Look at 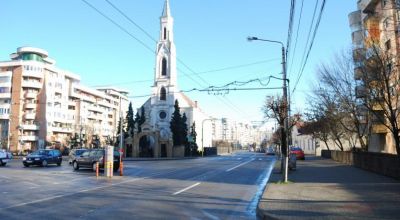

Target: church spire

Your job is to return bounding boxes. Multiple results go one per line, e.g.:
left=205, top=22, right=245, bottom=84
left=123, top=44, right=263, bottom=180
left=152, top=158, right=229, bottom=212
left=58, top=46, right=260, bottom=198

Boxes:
left=162, top=0, right=171, bottom=17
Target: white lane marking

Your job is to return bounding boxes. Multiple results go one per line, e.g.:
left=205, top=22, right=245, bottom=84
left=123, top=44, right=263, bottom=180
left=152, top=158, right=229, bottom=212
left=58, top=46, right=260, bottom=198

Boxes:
left=226, top=159, right=254, bottom=172
left=0, top=175, right=12, bottom=180
left=237, top=158, right=241, bottom=160
left=258, top=158, right=262, bottom=161
left=202, top=210, right=220, bottom=220
left=1, top=168, right=183, bottom=211
left=172, top=182, right=201, bottom=195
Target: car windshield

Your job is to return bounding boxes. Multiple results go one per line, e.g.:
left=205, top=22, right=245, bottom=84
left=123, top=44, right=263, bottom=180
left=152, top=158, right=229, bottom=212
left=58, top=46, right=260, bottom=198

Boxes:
left=76, top=150, right=86, bottom=156
left=291, top=147, right=301, bottom=151
left=30, top=150, right=47, bottom=156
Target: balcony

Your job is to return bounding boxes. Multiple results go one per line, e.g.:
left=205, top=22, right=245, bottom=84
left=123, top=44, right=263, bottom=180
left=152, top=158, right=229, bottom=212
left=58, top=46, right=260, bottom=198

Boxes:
left=354, top=66, right=363, bottom=80
left=355, top=85, right=367, bottom=98
left=88, top=105, right=102, bottom=113
left=24, top=91, right=38, bottom=99
left=352, top=47, right=365, bottom=62
left=51, top=127, right=73, bottom=133
left=24, top=113, right=36, bottom=120
left=24, top=103, right=37, bottom=109
left=0, top=93, right=11, bottom=99
left=22, top=81, right=42, bottom=89
left=21, top=124, right=40, bottom=130
left=20, top=135, right=39, bottom=142
left=372, top=124, right=388, bottom=134
left=22, top=71, right=43, bottom=79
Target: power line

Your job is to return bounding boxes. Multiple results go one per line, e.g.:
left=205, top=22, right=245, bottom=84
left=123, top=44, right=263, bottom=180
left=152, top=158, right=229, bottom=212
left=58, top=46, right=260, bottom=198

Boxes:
left=286, top=0, right=296, bottom=62
left=288, top=0, right=304, bottom=78
left=292, top=0, right=326, bottom=95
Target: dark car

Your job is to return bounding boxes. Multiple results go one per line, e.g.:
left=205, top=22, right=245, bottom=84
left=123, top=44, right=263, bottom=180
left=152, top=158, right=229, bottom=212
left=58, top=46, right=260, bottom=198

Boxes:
left=72, top=149, right=120, bottom=172
left=23, top=149, right=62, bottom=167
left=290, top=147, right=305, bottom=160
left=68, top=148, right=88, bottom=165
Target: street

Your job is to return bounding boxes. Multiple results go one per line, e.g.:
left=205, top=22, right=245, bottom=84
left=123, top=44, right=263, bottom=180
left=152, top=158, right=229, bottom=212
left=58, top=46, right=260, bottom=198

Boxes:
left=0, top=152, right=275, bottom=220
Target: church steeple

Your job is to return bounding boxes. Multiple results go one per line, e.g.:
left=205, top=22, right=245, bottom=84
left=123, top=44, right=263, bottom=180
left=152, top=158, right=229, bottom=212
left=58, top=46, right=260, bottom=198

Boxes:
left=152, top=0, right=177, bottom=100
left=162, top=0, right=171, bottom=18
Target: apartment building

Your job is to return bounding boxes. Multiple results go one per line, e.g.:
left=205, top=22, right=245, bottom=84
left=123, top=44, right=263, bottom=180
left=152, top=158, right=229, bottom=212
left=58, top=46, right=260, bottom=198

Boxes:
left=349, top=0, right=399, bottom=154
left=0, top=47, right=128, bottom=153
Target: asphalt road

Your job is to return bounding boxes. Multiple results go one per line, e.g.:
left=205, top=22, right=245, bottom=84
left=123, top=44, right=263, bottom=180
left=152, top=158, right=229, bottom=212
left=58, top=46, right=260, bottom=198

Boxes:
left=0, top=151, right=275, bottom=220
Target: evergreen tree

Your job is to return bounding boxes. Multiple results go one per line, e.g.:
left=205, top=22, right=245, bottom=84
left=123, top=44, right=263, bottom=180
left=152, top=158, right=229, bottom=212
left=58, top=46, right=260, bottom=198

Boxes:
left=170, top=100, right=182, bottom=146
left=190, top=122, right=198, bottom=156
left=182, top=113, right=189, bottom=155
left=136, top=106, right=146, bottom=133
left=126, top=102, right=135, bottom=137
left=134, top=112, right=141, bottom=133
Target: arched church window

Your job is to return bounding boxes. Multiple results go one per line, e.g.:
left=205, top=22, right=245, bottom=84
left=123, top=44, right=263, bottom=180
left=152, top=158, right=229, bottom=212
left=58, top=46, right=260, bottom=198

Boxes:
left=164, top=27, right=167, bottom=40
left=160, top=87, right=166, bottom=101
left=161, top=58, right=167, bottom=76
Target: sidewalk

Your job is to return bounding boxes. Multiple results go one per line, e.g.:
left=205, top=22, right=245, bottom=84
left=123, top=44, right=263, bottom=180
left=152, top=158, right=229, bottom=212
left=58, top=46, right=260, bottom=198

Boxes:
left=257, top=156, right=400, bottom=220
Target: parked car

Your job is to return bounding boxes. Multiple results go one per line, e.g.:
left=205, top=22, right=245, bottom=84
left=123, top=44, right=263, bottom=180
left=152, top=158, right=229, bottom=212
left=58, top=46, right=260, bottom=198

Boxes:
left=68, top=148, right=88, bottom=165
left=290, top=147, right=305, bottom=160
left=266, top=147, right=275, bottom=155
left=22, top=149, right=62, bottom=167
left=0, top=149, right=12, bottom=166
left=72, top=149, right=120, bottom=172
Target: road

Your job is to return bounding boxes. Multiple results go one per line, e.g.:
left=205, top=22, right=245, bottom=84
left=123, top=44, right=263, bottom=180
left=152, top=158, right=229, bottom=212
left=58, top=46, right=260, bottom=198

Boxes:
left=0, top=151, right=275, bottom=220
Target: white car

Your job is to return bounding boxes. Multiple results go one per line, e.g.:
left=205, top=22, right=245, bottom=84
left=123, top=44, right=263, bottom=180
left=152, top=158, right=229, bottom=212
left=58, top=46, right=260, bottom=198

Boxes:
left=0, top=149, right=12, bottom=166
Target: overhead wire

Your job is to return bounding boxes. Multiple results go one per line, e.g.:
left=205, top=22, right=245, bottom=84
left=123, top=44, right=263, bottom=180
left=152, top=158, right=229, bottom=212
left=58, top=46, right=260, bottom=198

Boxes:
left=292, top=0, right=326, bottom=95
left=288, top=0, right=304, bottom=78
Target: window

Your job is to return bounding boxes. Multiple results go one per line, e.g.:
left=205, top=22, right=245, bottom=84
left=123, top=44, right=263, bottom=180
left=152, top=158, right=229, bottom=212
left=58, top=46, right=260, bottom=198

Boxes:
left=382, top=0, right=388, bottom=7
left=164, top=27, right=167, bottom=40
left=385, top=39, right=391, bottom=50
left=161, top=58, right=167, bottom=76
left=160, top=87, right=166, bottom=101
left=159, top=111, right=167, bottom=119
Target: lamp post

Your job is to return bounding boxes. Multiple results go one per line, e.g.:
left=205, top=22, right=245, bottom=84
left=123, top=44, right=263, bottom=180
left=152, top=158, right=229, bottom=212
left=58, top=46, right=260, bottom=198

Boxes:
left=201, top=117, right=216, bottom=157
left=247, top=36, right=290, bottom=183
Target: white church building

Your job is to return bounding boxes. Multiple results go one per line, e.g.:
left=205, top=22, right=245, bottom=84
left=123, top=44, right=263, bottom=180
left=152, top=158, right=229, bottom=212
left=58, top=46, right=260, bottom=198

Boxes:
left=128, top=0, right=211, bottom=157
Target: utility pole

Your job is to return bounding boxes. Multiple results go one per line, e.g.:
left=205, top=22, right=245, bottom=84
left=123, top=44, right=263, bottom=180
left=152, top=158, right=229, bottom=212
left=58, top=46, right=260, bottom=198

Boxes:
left=119, top=96, right=124, bottom=156
left=247, top=36, right=290, bottom=183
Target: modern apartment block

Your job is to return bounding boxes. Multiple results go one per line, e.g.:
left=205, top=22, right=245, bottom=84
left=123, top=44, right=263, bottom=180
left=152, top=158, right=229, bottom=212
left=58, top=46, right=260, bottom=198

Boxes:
left=349, top=0, right=399, bottom=154
left=0, top=47, right=129, bottom=153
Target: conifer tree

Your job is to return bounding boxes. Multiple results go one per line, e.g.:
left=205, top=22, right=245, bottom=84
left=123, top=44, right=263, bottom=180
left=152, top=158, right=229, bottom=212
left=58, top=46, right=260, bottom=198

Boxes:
left=170, top=100, right=182, bottom=146
left=126, top=102, right=135, bottom=137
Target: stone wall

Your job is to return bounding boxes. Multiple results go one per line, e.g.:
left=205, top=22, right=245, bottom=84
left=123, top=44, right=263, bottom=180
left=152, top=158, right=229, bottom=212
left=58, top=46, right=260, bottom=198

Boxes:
left=321, top=150, right=400, bottom=180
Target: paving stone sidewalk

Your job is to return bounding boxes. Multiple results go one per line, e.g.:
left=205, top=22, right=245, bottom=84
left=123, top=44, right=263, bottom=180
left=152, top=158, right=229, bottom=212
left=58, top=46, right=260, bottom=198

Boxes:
left=257, top=156, right=400, bottom=220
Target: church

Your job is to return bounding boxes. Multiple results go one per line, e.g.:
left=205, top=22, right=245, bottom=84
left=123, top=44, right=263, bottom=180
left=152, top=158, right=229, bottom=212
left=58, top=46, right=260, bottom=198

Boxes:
left=126, top=0, right=211, bottom=157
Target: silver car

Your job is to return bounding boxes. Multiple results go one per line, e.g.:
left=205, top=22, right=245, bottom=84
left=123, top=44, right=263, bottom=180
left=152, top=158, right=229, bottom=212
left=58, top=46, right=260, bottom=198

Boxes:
left=68, top=149, right=88, bottom=165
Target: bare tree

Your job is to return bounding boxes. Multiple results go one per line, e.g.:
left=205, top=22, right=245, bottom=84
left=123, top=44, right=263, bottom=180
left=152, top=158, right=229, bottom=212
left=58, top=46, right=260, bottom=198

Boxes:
left=358, top=43, right=400, bottom=156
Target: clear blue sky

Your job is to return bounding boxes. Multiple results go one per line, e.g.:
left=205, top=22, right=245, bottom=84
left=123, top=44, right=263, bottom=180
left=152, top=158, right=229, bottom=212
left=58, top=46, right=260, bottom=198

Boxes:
left=1, top=0, right=356, bottom=122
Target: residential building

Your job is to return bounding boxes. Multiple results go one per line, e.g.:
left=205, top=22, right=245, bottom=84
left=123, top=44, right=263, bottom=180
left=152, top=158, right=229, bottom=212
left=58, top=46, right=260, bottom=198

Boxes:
left=349, top=0, right=399, bottom=154
left=0, top=47, right=128, bottom=153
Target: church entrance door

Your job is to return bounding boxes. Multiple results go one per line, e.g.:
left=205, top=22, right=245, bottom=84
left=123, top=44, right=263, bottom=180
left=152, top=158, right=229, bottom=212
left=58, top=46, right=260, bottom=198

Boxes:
left=161, top=144, right=167, bottom=157
left=139, top=135, right=155, bottom=157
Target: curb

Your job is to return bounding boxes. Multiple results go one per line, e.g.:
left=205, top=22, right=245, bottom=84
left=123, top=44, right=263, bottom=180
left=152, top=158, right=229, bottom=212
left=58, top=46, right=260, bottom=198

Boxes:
left=256, top=159, right=280, bottom=220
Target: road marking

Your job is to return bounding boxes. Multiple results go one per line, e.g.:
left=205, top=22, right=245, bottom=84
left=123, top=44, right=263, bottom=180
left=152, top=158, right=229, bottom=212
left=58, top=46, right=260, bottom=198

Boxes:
left=226, top=159, right=254, bottom=172
left=258, top=158, right=262, bottom=161
left=172, top=182, right=201, bottom=195
left=202, top=210, right=220, bottom=220
left=0, top=167, right=196, bottom=211
left=237, top=158, right=241, bottom=160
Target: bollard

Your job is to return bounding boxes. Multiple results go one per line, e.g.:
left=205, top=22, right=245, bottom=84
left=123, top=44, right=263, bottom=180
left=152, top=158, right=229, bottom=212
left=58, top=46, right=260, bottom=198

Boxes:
left=119, top=162, right=124, bottom=176
left=96, top=162, right=99, bottom=178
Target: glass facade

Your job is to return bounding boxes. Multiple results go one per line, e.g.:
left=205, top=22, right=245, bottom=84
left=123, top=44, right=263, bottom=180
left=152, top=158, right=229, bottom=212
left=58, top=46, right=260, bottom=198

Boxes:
left=21, top=53, right=44, bottom=62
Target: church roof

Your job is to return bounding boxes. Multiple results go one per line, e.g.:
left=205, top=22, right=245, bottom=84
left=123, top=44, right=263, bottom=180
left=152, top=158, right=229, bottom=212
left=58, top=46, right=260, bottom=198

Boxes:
left=162, top=0, right=171, bottom=17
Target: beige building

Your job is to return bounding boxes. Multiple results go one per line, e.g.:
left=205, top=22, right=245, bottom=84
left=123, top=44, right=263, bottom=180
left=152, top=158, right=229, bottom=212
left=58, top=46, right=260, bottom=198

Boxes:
left=350, top=0, right=399, bottom=154
left=0, top=47, right=128, bottom=153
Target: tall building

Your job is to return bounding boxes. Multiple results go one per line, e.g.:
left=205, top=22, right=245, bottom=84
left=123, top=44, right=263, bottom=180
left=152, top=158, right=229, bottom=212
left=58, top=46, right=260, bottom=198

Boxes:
left=349, top=0, right=399, bottom=154
left=135, top=0, right=210, bottom=157
left=0, top=47, right=129, bottom=153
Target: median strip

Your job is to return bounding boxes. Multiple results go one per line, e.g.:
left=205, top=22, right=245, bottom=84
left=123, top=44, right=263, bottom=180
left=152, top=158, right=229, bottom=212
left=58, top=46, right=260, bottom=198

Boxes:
left=173, top=182, right=201, bottom=195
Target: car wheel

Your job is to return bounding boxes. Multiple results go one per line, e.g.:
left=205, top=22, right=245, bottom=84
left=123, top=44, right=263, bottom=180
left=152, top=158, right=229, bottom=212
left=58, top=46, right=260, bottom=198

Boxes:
left=73, top=161, right=79, bottom=170
left=0, top=160, right=4, bottom=166
left=42, top=160, right=48, bottom=167
left=24, top=164, right=29, bottom=167
left=57, top=162, right=62, bottom=166
left=92, top=162, right=97, bottom=172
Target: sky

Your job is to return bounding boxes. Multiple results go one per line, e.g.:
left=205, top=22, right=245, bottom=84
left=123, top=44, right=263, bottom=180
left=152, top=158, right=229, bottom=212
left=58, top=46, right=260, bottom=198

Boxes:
left=0, top=0, right=356, bottom=124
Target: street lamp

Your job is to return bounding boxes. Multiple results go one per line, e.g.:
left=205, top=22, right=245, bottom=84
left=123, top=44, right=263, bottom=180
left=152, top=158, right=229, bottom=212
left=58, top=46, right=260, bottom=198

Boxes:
left=201, top=117, right=217, bottom=157
left=247, top=36, right=290, bottom=183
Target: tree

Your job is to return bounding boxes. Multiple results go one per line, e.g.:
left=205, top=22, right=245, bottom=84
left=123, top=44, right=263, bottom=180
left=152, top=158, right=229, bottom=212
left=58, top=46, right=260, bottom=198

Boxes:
left=263, top=95, right=288, bottom=156
left=126, top=102, right=135, bottom=137
left=136, top=106, right=146, bottom=133
left=358, top=43, right=400, bottom=156
left=170, top=100, right=187, bottom=147
left=190, top=122, right=198, bottom=156
left=314, top=50, right=369, bottom=151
